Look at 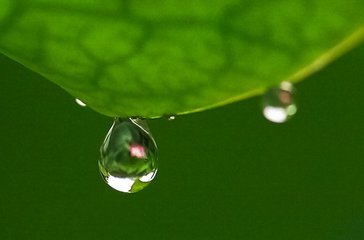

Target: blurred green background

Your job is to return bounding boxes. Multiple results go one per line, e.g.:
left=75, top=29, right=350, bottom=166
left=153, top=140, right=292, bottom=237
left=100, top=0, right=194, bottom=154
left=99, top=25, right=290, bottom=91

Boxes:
left=1, top=45, right=364, bottom=239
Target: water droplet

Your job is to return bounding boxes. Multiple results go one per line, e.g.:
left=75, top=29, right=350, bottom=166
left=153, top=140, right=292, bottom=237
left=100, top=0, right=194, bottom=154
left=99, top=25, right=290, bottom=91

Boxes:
left=262, top=82, right=297, bottom=123
left=163, top=114, right=176, bottom=121
left=98, top=118, right=158, bottom=193
left=75, top=98, right=87, bottom=107
left=168, top=115, right=176, bottom=121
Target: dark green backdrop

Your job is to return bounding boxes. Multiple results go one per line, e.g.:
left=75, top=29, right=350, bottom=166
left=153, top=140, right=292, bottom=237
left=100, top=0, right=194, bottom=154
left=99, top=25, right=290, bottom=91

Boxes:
left=1, top=45, right=363, bottom=239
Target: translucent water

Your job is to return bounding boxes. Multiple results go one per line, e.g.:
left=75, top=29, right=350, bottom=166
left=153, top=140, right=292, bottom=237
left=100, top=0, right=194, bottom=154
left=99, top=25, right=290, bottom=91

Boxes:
left=98, top=118, right=158, bottom=193
left=263, top=82, right=297, bottom=123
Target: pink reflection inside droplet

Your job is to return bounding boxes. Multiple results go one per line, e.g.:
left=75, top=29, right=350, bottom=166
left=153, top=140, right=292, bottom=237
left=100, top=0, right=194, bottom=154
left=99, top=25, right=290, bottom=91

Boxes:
left=129, top=144, right=146, bottom=158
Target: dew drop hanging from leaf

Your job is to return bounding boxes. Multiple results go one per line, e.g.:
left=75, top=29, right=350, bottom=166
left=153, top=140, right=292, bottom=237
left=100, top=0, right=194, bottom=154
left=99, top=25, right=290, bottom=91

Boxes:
left=166, top=115, right=176, bottom=121
left=262, top=82, right=297, bottom=123
left=98, top=118, right=158, bottom=193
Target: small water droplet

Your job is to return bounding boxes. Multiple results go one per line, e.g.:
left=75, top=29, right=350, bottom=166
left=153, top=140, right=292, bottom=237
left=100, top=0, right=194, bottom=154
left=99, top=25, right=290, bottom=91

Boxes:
left=168, top=115, right=176, bottom=121
left=75, top=98, right=87, bottom=107
left=262, top=82, right=297, bottom=123
left=98, top=118, right=158, bottom=193
left=163, top=114, right=176, bottom=121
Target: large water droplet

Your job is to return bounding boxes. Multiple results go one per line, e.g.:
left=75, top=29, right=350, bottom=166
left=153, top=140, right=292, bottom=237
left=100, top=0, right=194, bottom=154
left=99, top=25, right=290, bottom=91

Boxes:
left=262, top=82, right=297, bottom=123
left=98, top=118, right=158, bottom=193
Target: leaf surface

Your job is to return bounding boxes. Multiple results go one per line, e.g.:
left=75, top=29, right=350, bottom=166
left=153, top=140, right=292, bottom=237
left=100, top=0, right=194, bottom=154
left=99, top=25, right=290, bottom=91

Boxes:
left=0, top=0, right=363, bottom=117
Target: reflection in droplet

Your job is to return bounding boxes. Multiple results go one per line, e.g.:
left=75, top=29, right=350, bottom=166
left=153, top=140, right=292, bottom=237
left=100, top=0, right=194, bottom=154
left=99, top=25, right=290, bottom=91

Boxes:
left=98, top=118, right=158, bottom=193
left=75, top=98, right=87, bottom=107
left=263, top=82, right=297, bottom=123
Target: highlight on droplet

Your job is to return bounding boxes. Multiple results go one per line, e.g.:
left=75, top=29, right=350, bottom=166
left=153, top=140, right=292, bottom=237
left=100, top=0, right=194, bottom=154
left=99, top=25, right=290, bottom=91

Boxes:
left=263, top=106, right=288, bottom=123
left=75, top=98, right=87, bottom=107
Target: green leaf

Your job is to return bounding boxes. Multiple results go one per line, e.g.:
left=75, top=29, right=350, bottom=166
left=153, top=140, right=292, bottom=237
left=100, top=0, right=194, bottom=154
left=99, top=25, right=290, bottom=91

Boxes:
left=0, top=0, right=363, bottom=118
